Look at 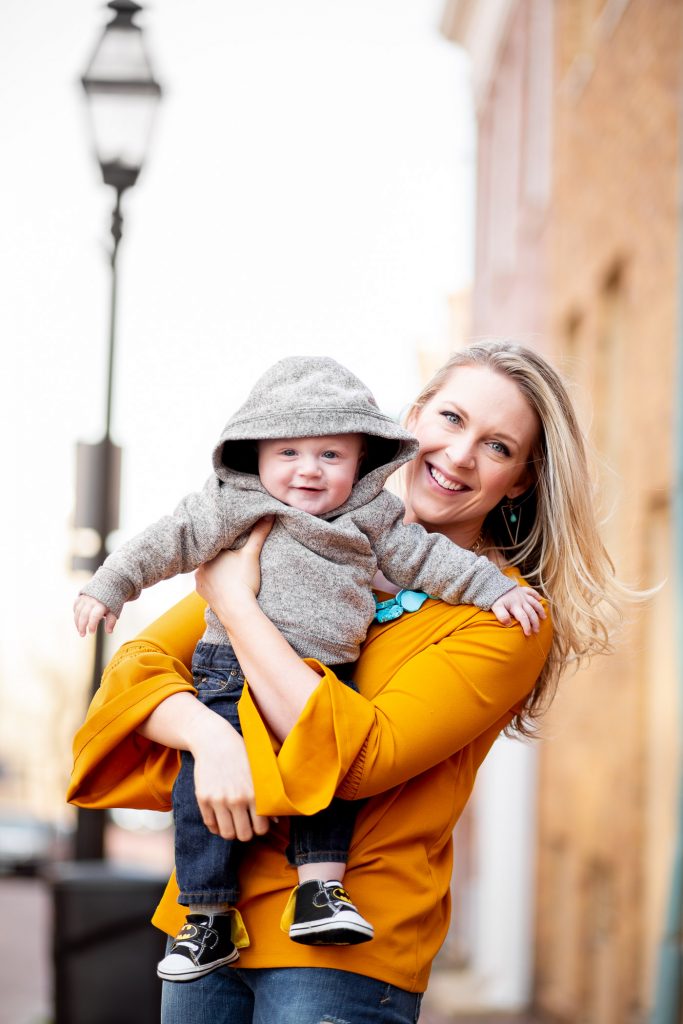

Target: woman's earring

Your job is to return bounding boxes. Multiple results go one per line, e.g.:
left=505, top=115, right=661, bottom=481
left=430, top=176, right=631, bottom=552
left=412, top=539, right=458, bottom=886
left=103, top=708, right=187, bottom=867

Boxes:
left=501, top=500, right=521, bottom=547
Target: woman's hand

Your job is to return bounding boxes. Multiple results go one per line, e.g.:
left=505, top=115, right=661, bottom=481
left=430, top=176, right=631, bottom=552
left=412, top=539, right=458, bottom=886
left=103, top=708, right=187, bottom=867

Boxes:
left=196, top=513, right=322, bottom=740
left=186, top=706, right=270, bottom=842
left=195, top=516, right=274, bottom=624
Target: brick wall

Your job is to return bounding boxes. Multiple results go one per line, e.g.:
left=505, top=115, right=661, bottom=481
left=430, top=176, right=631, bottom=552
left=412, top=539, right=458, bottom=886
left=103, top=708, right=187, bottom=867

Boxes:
left=535, top=2, right=683, bottom=1020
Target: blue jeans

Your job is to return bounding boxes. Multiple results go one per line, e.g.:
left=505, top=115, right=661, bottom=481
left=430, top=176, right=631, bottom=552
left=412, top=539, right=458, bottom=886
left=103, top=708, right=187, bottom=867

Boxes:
left=173, top=642, right=361, bottom=905
left=161, top=959, right=423, bottom=1023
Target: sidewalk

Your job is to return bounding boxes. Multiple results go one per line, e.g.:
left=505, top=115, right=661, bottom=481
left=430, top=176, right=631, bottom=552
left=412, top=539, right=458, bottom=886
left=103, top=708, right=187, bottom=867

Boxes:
left=420, top=961, right=546, bottom=1023
left=1, top=826, right=173, bottom=1024
left=0, top=876, right=51, bottom=1024
left=421, top=977, right=544, bottom=1023
left=422, top=1011, right=543, bottom=1024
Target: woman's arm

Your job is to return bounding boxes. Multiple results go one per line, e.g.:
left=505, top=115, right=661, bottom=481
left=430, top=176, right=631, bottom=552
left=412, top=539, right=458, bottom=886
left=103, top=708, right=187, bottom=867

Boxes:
left=236, top=607, right=552, bottom=817
left=137, top=692, right=269, bottom=842
left=335, top=616, right=550, bottom=797
left=69, top=525, right=551, bottom=827
left=68, top=591, right=269, bottom=841
left=194, top=518, right=323, bottom=739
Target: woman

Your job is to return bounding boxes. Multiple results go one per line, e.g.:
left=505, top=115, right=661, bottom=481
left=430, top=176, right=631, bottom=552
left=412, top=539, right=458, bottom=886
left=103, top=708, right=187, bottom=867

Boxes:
left=68, top=342, right=624, bottom=1023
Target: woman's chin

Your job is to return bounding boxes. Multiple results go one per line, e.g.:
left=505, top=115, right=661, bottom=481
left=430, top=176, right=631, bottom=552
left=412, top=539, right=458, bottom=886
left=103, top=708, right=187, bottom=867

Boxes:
left=412, top=499, right=464, bottom=530
left=410, top=491, right=488, bottom=538
left=412, top=482, right=465, bottom=520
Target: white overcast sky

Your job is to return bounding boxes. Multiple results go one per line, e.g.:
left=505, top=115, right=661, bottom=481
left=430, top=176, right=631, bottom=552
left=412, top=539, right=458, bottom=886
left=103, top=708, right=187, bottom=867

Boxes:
left=0, top=1, right=475, bottom=730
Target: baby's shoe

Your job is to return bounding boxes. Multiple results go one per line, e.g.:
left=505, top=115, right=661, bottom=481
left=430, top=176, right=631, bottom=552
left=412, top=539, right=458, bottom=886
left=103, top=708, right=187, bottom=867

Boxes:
left=288, top=879, right=374, bottom=945
left=157, top=913, right=239, bottom=982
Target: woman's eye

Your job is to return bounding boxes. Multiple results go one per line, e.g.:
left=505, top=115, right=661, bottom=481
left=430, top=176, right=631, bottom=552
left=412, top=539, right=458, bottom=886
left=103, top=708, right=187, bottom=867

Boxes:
left=440, top=411, right=461, bottom=425
left=488, top=440, right=510, bottom=456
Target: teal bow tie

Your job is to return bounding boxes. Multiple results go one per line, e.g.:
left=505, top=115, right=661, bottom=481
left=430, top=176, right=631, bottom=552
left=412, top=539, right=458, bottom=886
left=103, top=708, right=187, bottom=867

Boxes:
left=373, top=589, right=432, bottom=623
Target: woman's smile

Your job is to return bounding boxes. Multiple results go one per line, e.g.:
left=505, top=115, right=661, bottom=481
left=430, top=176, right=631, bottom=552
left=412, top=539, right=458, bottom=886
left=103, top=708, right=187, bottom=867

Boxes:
left=425, top=463, right=471, bottom=493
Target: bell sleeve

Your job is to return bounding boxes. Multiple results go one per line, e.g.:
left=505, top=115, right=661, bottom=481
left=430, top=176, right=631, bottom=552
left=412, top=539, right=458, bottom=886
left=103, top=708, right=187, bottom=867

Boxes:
left=239, top=607, right=552, bottom=815
left=67, top=593, right=205, bottom=811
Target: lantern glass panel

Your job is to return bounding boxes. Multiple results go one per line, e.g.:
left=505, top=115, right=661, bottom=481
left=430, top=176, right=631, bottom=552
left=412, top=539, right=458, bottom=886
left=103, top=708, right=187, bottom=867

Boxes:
left=86, top=26, right=151, bottom=82
left=85, top=90, right=158, bottom=171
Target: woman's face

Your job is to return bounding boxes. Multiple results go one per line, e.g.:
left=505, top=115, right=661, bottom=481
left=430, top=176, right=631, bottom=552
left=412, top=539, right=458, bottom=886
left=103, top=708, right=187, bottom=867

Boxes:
left=405, top=364, right=540, bottom=544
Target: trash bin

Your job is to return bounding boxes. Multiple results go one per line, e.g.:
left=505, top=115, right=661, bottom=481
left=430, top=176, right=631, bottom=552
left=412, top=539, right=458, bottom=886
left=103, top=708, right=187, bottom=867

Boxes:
left=49, top=861, right=168, bottom=1024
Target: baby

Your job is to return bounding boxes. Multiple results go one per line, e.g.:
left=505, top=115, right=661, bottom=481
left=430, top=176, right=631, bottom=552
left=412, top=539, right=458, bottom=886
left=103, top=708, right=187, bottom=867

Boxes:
left=74, top=356, right=542, bottom=983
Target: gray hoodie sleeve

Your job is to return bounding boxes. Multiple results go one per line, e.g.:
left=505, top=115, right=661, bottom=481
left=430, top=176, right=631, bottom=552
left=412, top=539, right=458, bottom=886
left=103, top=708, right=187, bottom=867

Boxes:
left=79, top=475, right=248, bottom=618
left=366, top=490, right=517, bottom=610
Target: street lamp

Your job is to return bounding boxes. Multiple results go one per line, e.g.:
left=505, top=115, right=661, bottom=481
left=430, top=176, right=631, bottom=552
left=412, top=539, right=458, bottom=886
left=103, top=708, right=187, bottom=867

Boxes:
left=80, top=0, right=162, bottom=434
left=51, top=13, right=166, bottom=1017
left=73, top=0, right=162, bottom=860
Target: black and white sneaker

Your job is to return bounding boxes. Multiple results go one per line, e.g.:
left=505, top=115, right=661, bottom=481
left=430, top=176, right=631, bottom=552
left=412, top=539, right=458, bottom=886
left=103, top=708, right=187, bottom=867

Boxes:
left=157, top=913, right=239, bottom=982
left=288, top=880, right=374, bottom=945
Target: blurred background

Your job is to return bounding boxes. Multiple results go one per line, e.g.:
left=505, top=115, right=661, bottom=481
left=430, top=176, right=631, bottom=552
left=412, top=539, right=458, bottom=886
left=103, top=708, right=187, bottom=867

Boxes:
left=0, top=1, right=681, bottom=1022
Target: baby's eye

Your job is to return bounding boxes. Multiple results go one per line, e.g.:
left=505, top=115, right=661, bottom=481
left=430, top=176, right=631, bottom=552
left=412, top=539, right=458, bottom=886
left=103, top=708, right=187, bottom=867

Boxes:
left=322, top=451, right=339, bottom=460
left=281, top=449, right=297, bottom=457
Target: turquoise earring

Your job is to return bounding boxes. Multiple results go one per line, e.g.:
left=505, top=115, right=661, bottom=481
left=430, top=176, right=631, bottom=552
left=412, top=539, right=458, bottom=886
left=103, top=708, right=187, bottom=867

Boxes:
left=502, top=499, right=521, bottom=547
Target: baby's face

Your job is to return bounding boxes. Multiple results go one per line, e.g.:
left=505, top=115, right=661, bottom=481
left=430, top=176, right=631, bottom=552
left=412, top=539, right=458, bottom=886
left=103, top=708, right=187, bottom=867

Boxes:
left=257, top=434, right=364, bottom=515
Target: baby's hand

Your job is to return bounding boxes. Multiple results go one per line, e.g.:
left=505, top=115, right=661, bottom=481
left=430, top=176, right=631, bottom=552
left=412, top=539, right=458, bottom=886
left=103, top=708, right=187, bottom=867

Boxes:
left=73, top=595, right=118, bottom=637
left=491, top=585, right=546, bottom=637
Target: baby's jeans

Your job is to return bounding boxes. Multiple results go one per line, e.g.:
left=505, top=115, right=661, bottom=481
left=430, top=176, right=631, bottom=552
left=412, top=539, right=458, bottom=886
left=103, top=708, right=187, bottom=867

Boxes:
left=173, top=641, right=360, bottom=906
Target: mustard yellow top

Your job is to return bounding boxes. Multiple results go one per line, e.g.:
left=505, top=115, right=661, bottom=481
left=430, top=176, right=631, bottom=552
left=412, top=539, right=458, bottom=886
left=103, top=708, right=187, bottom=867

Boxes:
left=68, top=578, right=551, bottom=993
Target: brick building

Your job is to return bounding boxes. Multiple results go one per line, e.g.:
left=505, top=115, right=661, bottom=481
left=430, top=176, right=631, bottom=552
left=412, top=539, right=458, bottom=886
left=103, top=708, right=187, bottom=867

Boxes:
left=442, top=1, right=683, bottom=1020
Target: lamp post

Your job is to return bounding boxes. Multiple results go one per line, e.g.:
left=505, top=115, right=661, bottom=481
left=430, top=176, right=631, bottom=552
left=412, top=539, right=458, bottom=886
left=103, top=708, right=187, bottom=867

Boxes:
left=73, top=0, right=162, bottom=860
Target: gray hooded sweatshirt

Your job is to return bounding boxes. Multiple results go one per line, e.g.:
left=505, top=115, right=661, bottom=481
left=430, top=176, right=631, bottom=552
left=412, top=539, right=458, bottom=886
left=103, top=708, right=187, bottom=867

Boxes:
left=81, top=357, right=515, bottom=664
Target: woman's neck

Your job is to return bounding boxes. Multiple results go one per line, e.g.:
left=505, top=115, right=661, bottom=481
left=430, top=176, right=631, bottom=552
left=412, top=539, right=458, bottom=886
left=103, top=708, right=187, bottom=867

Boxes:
left=402, top=505, right=484, bottom=553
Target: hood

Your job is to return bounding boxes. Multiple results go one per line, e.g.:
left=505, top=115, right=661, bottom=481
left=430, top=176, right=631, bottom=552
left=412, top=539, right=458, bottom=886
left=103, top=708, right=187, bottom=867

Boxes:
left=212, top=356, right=418, bottom=511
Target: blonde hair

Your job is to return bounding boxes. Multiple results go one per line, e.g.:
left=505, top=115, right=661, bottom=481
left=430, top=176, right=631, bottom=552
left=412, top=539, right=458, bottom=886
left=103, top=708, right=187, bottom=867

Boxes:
left=408, top=340, right=628, bottom=735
